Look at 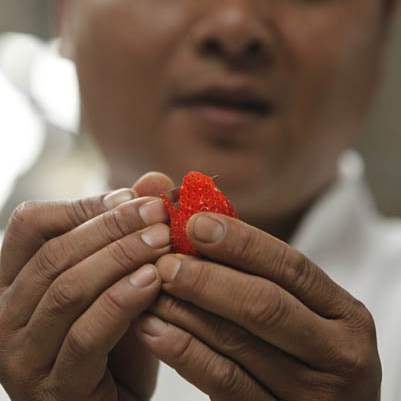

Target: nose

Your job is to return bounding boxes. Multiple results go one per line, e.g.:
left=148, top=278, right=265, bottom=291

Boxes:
left=191, top=3, right=274, bottom=67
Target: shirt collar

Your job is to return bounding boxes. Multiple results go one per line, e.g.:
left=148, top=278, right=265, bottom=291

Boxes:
left=290, top=150, right=379, bottom=271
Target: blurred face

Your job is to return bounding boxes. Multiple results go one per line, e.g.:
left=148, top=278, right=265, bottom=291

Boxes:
left=62, top=0, right=389, bottom=227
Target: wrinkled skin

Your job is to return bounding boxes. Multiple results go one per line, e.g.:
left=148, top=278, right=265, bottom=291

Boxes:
left=0, top=0, right=398, bottom=400
left=0, top=174, right=176, bottom=401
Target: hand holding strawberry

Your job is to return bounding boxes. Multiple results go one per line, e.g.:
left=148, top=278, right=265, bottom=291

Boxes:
left=0, top=173, right=175, bottom=401
left=136, top=171, right=381, bottom=401
left=161, top=171, right=238, bottom=256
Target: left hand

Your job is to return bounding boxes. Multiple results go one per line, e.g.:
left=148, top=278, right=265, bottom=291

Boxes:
left=135, top=212, right=382, bottom=401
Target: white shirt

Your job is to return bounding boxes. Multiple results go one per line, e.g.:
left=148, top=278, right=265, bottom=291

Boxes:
left=151, top=151, right=401, bottom=401
left=0, top=70, right=44, bottom=215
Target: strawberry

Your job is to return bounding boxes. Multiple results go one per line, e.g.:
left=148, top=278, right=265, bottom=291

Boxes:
left=160, top=171, right=238, bottom=256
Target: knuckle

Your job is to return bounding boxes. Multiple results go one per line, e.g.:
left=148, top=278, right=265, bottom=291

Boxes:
left=188, top=261, right=211, bottom=297
left=65, top=197, right=102, bottom=227
left=341, top=348, right=371, bottom=379
left=65, top=199, right=89, bottom=226
left=160, top=294, right=182, bottom=315
left=363, top=310, right=378, bottom=340
left=211, top=319, right=250, bottom=356
left=65, top=326, right=94, bottom=358
left=350, top=299, right=377, bottom=335
left=36, top=239, right=70, bottom=281
left=242, top=283, right=287, bottom=330
left=328, top=336, right=376, bottom=383
left=277, top=247, right=314, bottom=291
left=331, top=306, right=381, bottom=384
left=228, top=224, right=256, bottom=262
left=9, top=201, right=40, bottom=229
left=107, top=238, right=141, bottom=273
left=170, top=331, right=195, bottom=364
left=211, top=360, right=241, bottom=395
left=47, top=276, right=83, bottom=316
left=101, top=290, right=127, bottom=320
left=99, top=209, right=129, bottom=242
left=296, top=369, right=342, bottom=401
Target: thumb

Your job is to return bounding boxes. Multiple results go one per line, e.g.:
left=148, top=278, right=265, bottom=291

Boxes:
left=132, top=171, right=175, bottom=197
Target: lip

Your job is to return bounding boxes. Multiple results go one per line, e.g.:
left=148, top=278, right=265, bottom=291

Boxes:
left=174, top=83, right=274, bottom=126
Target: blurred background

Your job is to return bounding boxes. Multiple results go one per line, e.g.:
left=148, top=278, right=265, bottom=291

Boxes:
left=0, top=0, right=400, bottom=235
left=0, top=0, right=53, bottom=38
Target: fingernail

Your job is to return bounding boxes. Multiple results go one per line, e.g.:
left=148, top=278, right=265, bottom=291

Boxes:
left=139, top=199, right=168, bottom=226
left=140, top=315, right=168, bottom=337
left=193, top=215, right=225, bottom=243
left=157, top=254, right=181, bottom=283
left=104, top=188, right=136, bottom=210
left=141, top=224, right=170, bottom=249
left=129, top=264, right=157, bottom=288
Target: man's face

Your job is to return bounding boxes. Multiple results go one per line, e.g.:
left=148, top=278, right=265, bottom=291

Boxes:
left=63, top=0, right=388, bottom=225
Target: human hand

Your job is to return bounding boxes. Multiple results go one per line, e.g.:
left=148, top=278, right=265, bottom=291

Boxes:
left=0, top=172, right=173, bottom=401
left=136, top=213, right=382, bottom=401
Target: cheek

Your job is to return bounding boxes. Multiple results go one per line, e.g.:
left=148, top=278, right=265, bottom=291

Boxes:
left=281, top=0, right=382, bottom=137
left=72, top=1, right=188, bottom=149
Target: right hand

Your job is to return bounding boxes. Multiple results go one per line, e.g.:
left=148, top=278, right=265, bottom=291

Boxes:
left=0, top=172, right=174, bottom=401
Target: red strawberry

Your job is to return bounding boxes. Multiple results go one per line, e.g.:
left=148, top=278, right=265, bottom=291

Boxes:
left=160, top=171, right=238, bottom=256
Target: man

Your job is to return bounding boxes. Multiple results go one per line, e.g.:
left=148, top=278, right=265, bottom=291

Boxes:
left=0, top=1, right=400, bottom=401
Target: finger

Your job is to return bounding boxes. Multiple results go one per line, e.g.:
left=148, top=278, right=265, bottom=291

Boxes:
left=21, top=223, right=170, bottom=368
left=0, top=170, right=173, bottom=288
left=132, top=171, right=175, bottom=197
left=187, top=213, right=354, bottom=318
left=4, top=196, right=167, bottom=327
left=156, top=254, right=339, bottom=368
left=109, top=320, right=159, bottom=401
left=0, top=189, right=134, bottom=287
left=135, top=314, right=276, bottom=401
left=48, top=264, right=161, bottom=394
left=151, top=294, right=330, bottom=401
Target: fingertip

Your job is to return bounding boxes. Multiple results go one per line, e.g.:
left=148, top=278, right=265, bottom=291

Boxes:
left=186, top=213, right=226, bottom=244
left=134, top=314, right=166, bottom=352
left=155, top=254, right=182, bottom=284
left=152, top=265, right=163, bottom=288
left=103, top=188, right=137, bottom=210
left=129, top=264, right=162, bottom=290
left=185, top=212, right=203, bottom=238
left=122, top=266, right=162, bottom=313
left=138, top=313, right=169, bottom=338
left=132, top=172, right=176, bottom=198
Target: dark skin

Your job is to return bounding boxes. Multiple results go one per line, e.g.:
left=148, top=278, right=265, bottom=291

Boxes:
left=0, top=0, right=399, bottom=400
left=0, top=174, right=176, bottom=401
left=60, top=0, right=392, bottom=234
left=138, top=215, right=382, bottom=401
